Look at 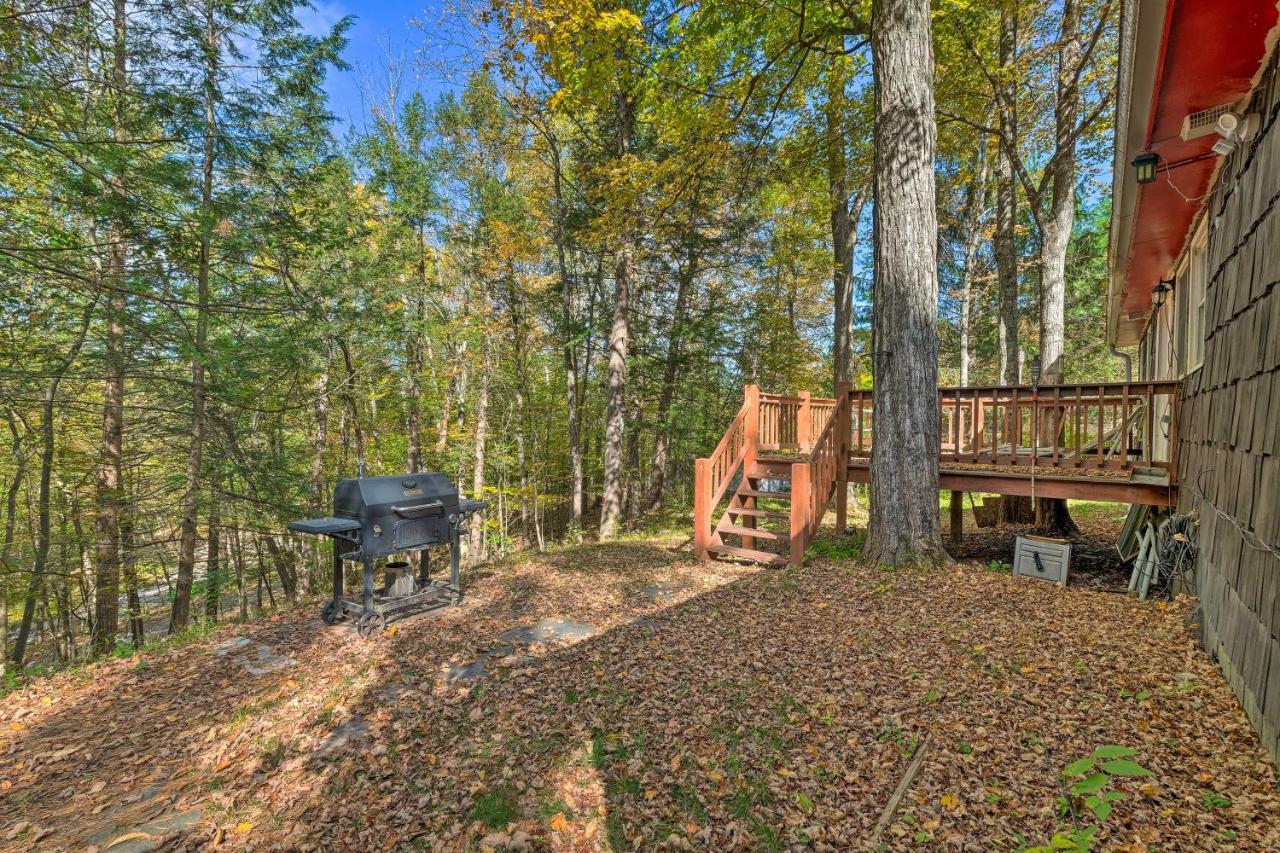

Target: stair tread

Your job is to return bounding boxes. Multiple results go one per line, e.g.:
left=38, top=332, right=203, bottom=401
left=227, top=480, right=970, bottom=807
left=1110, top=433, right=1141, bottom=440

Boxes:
left=737, top=488, right=791, bottom=499
left=707, top=543, right=787, bottom=565
left=716, top=523, right=789, bottom=541
left=749, top=470, right=792, bottom=479
left=727, top=507, right=790, bottom=519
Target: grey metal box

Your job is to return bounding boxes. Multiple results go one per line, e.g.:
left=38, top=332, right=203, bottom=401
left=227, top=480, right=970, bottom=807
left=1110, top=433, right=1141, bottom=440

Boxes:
left=1013, top=535, right=1071, bottom=586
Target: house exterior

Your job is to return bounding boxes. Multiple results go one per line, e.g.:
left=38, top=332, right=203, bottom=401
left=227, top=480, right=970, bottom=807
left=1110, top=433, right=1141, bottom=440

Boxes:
left=1109, top=0, right=1280, bottom=761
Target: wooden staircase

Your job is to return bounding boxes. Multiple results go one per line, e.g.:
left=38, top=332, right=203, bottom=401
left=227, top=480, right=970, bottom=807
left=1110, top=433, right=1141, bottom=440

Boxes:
left=695, top=386, right=852, bottom=567
left=706, top=456, right=794, bottom=565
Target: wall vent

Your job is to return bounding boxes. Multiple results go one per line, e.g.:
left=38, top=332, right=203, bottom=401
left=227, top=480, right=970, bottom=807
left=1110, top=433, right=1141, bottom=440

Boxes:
left=1181, top=103, right=1235, bottom=141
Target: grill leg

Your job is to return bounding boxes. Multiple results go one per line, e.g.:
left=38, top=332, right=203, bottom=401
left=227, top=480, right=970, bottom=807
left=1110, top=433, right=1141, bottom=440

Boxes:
left=332, top=545, right=344, bottom=603
left=361, top=557, right=374, bottom=611
left=449, top=540, right=461, bottom=605
left=418, top=549, right=431, bottom=586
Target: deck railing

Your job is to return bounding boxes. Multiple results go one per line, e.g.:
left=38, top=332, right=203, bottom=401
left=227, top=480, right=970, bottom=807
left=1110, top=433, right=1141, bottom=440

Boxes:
left=849, top=382, right=1180, bottom=471
left=696, top=381, right=1182, bottom=565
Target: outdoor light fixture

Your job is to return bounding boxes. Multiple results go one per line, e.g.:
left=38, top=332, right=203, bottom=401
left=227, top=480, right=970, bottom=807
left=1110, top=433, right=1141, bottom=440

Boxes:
left=1030, top=356, right=1042, bottom=388
left=1132, top=151, right=1159, bottom=184
left=1151, top=279, right=1172, bottom=309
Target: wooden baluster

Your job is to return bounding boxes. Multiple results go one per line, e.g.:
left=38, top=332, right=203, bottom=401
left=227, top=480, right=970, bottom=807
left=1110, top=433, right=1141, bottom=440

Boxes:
left=1011, top=387, right=1020, bottom=464
left=1097, top=393, right=1105, bottom=468
left=1120, top=385, right=1130, bottom=467
left=1144, top=383, right=1154, bottom=466
left=951, top=389, right=961, bottom=458
left=797, top=391, right=812, bottom=452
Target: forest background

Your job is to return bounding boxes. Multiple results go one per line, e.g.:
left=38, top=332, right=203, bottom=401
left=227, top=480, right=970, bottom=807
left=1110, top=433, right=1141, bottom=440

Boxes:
left=0, top=0, right=1123, bottom=668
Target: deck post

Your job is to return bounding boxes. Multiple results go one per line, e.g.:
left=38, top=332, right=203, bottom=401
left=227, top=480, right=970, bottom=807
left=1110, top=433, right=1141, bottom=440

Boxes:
left=694, top=458, right=711, bottom=562
left=835, top=382, right=852, bottom=533
left=796, top=390, right=811, bottom=450
left=949, top=490, right=964, bottom=544
left=789, top=461, right=810, bottom=565
left=743, top=385, right=761, bottom=550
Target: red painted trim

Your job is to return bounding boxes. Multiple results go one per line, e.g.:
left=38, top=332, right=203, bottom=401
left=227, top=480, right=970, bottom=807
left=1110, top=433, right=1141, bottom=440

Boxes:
left=1143, top=0, right=1179, bottom=149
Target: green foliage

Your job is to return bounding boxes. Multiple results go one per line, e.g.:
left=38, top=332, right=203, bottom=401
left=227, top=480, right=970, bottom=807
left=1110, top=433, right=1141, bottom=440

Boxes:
left=1027, top=746, right=1151, bottom=852
left=470, top=785, right=519, bottom=829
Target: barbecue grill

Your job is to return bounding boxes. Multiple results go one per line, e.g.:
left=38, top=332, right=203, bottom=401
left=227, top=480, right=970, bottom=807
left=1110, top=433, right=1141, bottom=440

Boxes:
left=289, top=470, right=483, bottom=637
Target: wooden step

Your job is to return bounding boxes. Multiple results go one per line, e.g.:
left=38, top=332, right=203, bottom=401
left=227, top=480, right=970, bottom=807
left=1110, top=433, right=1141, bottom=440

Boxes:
left=727, top=507, right=789, bottom=519
left=737, top=488, right=791, bottom=499
left=749, top=468, right=792, bottom=480
left=716, top=523, right=789, bottom=542
left=707, top=543, right=787, bottom=566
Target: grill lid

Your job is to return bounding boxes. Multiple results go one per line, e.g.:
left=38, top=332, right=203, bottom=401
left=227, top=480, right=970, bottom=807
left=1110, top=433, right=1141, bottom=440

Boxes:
left=334, top=472, right=459, bottom=520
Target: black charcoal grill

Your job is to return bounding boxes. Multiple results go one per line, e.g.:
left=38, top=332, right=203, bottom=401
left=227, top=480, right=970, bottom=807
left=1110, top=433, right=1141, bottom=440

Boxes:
left=289, top=470, right=483, bottom=636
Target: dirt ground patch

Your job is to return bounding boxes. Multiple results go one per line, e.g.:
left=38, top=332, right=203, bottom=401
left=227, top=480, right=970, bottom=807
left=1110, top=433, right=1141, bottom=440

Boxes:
left=1, top=532, right=1276, bottom=850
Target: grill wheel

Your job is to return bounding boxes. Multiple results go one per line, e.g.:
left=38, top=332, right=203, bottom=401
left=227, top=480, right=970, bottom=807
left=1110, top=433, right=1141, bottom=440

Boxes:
left=357, top=611, right=386, bottom=638
left=321, top=600, right=344, bottom=626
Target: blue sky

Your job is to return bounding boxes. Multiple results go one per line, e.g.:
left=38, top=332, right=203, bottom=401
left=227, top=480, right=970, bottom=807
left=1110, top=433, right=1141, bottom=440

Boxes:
left=299, top=0, right=465, bottom=134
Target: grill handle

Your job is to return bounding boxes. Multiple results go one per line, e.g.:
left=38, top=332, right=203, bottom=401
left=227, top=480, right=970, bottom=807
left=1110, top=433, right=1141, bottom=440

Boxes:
left=392, top=500, right=444, bottom=518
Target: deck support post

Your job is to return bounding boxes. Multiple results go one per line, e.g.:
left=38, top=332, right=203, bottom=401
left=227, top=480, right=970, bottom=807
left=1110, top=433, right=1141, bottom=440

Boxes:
left=743, top=385, right=761, bottom=551
left=694, top=458, right=711, bottom=562
left=835, top=382, right=852, bottom=533
left=789, top=462, right=810, bottom=566
left=949, top=490, right=964, bottom=544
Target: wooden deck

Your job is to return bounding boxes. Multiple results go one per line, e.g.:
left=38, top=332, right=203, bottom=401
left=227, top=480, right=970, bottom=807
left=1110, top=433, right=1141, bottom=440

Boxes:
left=695, top=382, right=1180, bottom=565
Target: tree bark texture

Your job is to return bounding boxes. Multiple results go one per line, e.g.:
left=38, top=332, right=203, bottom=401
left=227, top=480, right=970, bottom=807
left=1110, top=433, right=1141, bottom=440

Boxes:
left=866, top=0, right=944, bottom=567
left=172, top=1, right=219, bottom=632
left=91, top=0, right=129, bottom=657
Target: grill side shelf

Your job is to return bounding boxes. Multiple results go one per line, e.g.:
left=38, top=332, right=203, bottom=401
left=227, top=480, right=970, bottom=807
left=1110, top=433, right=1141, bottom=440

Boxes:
left=289, top=516, right=362, bottom=537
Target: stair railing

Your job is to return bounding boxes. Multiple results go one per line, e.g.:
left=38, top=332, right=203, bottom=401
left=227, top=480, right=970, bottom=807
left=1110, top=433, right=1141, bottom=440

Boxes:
left=694, top=385, right=759, bottom=561
left=788, top=383, right=852, bottom=563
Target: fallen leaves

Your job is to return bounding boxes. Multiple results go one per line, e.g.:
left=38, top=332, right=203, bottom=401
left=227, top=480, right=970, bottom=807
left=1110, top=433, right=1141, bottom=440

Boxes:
left=1, top=529, right=1277, bottom=850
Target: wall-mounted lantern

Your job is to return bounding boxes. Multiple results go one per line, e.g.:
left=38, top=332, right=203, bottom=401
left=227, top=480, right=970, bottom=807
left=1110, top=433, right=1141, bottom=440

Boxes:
left=1132, top=151, right=1159, bottom=184
left=1030, top=356, right=1042, bottom=388
left=1151, top=279, right=1172, bottom=309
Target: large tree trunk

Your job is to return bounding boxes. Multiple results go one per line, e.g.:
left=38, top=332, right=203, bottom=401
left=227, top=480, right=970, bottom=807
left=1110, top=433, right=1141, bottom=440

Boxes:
left=1034, top=0, right=1082, bottom=536
left=91, top=0, right=129, bottom=657
left=600, top=92, right=634, bottom=540
left=866, top=0, right=944, bottom=567
left=172, top=2, right=219, bottom=632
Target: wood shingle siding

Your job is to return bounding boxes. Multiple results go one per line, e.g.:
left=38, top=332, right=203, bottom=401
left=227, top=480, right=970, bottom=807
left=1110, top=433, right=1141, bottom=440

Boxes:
left=1176, top=46, right=1280, bottom=764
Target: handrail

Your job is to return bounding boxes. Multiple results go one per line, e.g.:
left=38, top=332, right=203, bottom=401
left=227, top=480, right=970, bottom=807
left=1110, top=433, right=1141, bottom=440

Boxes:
left=849, top=381, right=1181, bottom=470
left=694, top=386, right=758, bottom=560
left=788, top=389, right=849, bottom=562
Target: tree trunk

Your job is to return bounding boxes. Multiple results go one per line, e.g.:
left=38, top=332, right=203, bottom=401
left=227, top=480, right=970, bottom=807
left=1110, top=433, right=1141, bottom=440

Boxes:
left=1, top=412, right=27, bottom=675
left=91, top=0, right=129, bottom=658
left=826, top=68, right=865, bottom=389
left=121, top=511, right=144, bottom=647
left=600, top=92, right=634, bottom=540
left=172, top=1, right=218, bottom=633
left=469, top=336, right=490, bottom=564
left=957, top=138, right=990, bottom=387
left=994, top=5, right=1020, bottom=386
left=407, top=226, right=427, bottom=472
left=866, top=0, right=944, bottom=566
left=204, top=476, right=221, bottom=622
left=549, top=135, right=584, bottom=535
left=644, top=236, right=697, bottom=512
left=1034, top=0, right=1082, bottom=536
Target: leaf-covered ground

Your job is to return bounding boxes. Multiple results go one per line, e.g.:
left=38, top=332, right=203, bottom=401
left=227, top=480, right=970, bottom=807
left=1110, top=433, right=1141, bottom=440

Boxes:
left=2, top=532, right=1277, bottom=851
